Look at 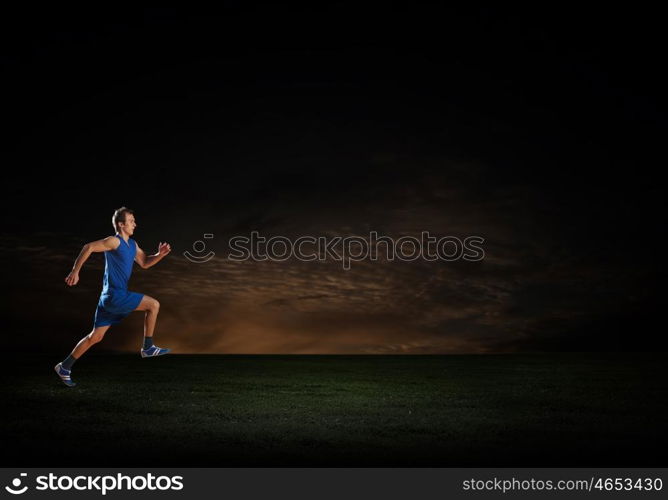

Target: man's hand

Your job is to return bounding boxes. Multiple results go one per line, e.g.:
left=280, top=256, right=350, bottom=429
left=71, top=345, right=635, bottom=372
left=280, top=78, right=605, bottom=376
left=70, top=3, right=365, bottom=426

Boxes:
left=158, top=242, right=172, bottom=257
left=65, top=271, right=80, bottom=286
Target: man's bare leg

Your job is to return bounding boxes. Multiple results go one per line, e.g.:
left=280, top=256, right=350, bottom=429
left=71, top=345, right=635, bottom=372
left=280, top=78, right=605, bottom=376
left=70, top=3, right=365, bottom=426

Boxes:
left=71, top=325, right=112, bottom=359
left=135, top=295, right=160, bottom=339
left=135, top=295, right=170, bottom=356
left=54, top=325, right=111, bottom=387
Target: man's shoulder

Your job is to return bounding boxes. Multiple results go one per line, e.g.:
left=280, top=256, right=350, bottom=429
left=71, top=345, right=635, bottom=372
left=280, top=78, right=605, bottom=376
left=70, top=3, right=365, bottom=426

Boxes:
left=105, top=235, right=122, bottom=248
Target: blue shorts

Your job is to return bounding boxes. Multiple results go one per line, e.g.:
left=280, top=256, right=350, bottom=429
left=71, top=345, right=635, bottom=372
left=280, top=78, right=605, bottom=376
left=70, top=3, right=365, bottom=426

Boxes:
left=93, top=289, right=145, bottom=328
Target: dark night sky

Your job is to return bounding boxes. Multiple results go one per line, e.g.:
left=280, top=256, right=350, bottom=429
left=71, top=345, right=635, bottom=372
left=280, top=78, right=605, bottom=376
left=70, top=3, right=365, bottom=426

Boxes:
left=2, top=5, right=666, bottom=353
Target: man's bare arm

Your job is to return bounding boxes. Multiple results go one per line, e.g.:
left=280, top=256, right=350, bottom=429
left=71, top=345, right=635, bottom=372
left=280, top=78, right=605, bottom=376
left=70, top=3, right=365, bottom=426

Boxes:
left=135, top=242, right=172, bottom=269
left=64, top=236, right=120, bottom=286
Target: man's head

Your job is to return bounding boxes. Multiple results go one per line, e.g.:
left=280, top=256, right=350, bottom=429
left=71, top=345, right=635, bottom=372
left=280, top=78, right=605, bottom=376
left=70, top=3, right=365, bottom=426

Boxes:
left=112, top=207, right=136, bottom=236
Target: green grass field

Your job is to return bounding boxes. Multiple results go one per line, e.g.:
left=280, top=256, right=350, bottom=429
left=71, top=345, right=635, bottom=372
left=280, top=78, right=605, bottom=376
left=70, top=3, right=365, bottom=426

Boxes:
left=3, top=353, right=667, bottom=466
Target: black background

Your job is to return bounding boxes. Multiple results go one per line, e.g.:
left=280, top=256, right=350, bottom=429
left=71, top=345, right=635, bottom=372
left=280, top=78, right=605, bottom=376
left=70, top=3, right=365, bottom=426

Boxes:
left=2, top=5, right=666, bottom=353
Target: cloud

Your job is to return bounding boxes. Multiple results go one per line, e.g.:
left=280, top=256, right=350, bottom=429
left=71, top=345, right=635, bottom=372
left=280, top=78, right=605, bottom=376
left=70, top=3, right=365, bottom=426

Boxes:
left=2, top=162, right=660, bottom=353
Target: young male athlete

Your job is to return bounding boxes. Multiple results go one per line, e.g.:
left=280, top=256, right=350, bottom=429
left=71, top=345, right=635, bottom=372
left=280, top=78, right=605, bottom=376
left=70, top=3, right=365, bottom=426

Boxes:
left=55, top=207, right=172, bottom=387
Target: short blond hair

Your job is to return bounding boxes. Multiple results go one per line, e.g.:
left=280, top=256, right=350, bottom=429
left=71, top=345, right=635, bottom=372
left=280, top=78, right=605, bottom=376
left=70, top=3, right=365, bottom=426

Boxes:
left=112, top=207, right=134, bottom=232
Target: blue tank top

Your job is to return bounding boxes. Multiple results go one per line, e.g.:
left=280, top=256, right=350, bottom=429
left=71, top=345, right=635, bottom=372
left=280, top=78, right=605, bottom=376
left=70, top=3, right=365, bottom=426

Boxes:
left=102, top=233, right=137, bottom=292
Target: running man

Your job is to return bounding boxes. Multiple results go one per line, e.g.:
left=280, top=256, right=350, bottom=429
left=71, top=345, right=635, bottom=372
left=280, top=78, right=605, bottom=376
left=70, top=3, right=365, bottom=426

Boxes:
left=55, top=207, right=172, bottom=387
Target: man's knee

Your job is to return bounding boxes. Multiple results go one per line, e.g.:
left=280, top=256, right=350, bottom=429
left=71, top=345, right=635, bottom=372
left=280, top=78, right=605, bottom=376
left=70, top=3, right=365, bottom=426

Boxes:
left=88, top=330, right=106, bottom=344
left=150, top=298, right=160, bottom=312
left=140, top=296, right=160, bottom=312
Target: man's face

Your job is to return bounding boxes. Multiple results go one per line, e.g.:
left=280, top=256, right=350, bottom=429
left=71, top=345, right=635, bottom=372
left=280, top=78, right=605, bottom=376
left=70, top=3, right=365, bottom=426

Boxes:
left=120, top=214, right=137, bottom=235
